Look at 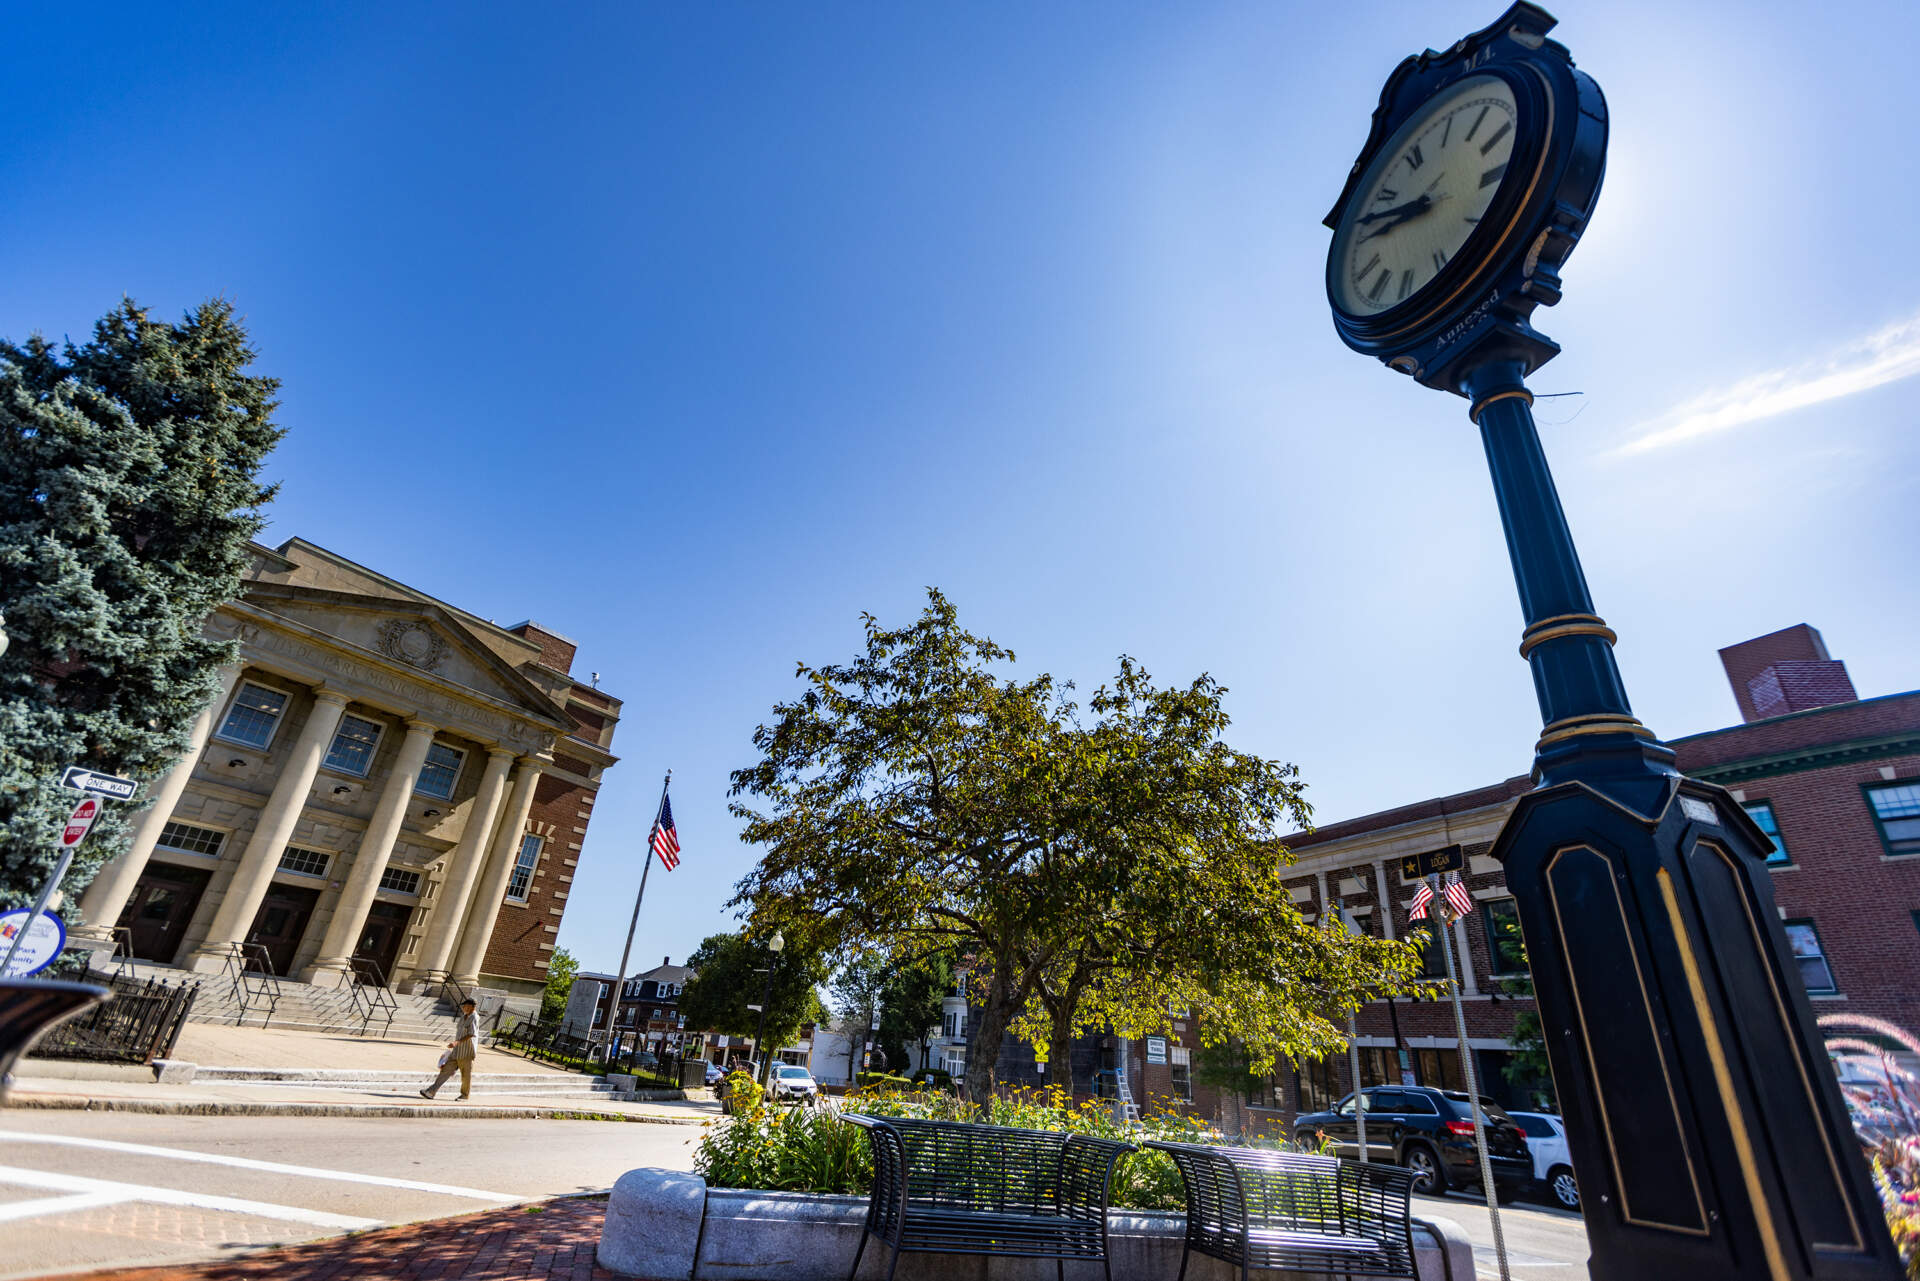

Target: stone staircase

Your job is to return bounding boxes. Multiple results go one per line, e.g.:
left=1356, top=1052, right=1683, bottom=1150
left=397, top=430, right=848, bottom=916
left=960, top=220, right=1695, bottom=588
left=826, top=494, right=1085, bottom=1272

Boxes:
left=90, top=959, right=464, bottom=1040
left=189, top=1066, right=633, bottom=1099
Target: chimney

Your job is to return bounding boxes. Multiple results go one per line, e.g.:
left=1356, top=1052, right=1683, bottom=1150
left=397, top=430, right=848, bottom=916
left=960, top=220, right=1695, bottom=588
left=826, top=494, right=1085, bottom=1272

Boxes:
left=1718, top=625, right=1858, bottom=723
left=664, top=955, right=670, bottom=967
left=505, top=620, right=578, bottom=675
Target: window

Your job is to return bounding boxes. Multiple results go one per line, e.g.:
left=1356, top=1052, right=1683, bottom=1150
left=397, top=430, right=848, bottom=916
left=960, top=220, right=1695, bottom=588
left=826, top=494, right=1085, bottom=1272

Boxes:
left=158, top=822, right=225, bottom=858
left=414, top=742, right=466, bottom=800
left=324, top=714, right=384, bottom=777
left=1295, top=1056, right=1339, bottom=1114
left=1415, top=924, right=1451, bottom=979
left=215, top=682, right=289, bottom=749
left=1743, top=801, right=1790, bottom=865
left=1867, top=783, right=1920, bottom=856
left=1513, top=1113, right=1558, bottom=1139
left=1246, top=1072, right=1279, bottom=1109
left=278, top=846, right=330, bottom=877
left=378, top=867, right=421, bottom=895
left=1170, top=1047, right=1192, bottom=1102
left=1784, top=920, right=1838, bottom=994
left=504, top=834, right=542, bottom=901
left=1483, top=898, right=1528, bottom=977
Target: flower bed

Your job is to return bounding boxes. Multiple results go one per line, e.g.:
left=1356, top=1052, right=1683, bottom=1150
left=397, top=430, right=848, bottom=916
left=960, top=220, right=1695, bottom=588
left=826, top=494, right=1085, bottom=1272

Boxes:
left=692, top=1086, right=1318, bottom=1211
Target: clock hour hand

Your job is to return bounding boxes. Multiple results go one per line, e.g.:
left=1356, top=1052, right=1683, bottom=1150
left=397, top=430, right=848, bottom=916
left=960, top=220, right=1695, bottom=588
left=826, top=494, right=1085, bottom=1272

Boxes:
left=1355, top=193, right=1433, bottom=239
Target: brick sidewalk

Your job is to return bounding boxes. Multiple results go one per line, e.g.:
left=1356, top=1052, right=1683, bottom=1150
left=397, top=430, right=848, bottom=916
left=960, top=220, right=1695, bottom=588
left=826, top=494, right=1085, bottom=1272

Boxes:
left=60, top=1197, right=620, bottom=1281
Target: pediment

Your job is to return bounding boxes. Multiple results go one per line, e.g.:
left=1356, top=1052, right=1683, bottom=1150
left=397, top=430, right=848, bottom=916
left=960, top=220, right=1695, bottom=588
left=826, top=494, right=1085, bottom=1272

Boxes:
left=236, top=583, right=571, bottom=731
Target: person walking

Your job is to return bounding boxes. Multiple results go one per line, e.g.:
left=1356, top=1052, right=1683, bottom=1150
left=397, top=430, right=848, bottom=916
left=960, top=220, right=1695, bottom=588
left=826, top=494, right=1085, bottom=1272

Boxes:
left=420, top=997, right=480, bottom=1101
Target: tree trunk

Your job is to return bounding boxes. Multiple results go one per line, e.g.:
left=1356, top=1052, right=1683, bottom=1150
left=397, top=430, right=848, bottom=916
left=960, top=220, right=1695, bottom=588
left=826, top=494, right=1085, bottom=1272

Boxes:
left=964, top=969, right=1018, bottom=1104
left=1047, top=1022, right=1075, bottom=1095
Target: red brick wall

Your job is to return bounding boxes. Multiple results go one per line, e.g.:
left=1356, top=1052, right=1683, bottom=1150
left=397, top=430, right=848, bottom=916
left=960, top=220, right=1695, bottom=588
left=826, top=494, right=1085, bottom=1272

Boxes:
left=509, top=623, right=578, bottom=676
left=1719, top=624, right=1829, bottom=722
left=480, top=773, right=590, bottom=986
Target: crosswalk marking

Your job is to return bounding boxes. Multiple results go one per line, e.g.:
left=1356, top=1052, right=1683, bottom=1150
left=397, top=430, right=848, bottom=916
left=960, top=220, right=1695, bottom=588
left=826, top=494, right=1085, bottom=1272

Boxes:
left=0, top=1165, right=379, bottom=1230
left=0, top=1131, right=519, bottom=1203
left=0, top=1190, right=127, bottom=1225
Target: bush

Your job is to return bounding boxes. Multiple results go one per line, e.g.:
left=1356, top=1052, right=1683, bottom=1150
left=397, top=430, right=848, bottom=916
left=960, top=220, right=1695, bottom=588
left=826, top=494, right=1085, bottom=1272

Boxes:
left=909, top=1068, right=954, bottom=1090
left=855, top=1071, right=914, bottom=1090
left=693, top=1084, right=1312, bottom=1211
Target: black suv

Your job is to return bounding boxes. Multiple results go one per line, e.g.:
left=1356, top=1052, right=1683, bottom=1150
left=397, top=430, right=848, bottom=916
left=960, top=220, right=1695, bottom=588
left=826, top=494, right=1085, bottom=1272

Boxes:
left=1294, top=1086, right=1532, bottom=1200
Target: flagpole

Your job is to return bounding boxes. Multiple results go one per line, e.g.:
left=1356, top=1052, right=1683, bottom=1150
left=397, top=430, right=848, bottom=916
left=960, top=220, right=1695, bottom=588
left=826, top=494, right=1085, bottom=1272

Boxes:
left=601, top=769, right=671, bottom=1062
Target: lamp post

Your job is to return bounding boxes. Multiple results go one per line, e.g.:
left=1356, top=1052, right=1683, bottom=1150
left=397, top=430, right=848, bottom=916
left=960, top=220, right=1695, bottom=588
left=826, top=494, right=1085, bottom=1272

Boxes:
left=751, top=931, right=783, bottom=1087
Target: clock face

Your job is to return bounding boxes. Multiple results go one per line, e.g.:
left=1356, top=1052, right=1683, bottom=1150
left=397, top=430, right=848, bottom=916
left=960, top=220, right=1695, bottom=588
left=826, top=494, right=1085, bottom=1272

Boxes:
left=1331, top=74, right=1521, bottom=316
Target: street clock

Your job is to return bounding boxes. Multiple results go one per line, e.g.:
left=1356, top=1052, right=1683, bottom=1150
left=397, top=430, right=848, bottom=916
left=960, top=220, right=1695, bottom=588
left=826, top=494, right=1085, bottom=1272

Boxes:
left=1323, top=2, right=1606, bottom=395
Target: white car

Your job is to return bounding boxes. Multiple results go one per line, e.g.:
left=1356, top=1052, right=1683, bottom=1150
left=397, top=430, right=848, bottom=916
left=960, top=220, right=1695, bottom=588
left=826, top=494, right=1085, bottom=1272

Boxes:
left=770, top=1064, right=819, bottom=1103
left=1508, top=1111, right=1579, bottom=1210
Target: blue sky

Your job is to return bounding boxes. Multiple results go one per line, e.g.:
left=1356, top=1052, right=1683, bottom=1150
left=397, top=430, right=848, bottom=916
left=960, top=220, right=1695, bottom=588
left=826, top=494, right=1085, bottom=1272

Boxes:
left=7, top=2, right=1917, bottom=977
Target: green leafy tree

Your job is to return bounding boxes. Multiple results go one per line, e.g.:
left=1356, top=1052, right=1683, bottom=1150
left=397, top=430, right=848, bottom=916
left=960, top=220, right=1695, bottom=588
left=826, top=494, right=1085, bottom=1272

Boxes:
left=0, top=299, right=282, bottom=907
left=542, top=946, right=579, bottom=1021
left=679, top=930, right=829, bottom=1063
left=834, top=947, right=956, bottom=1077
left=731, top=592, right=1419, bottom=1101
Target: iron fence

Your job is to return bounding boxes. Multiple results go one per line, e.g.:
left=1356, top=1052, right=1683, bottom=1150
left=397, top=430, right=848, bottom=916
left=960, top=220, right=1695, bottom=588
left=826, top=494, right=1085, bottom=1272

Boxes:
left=28, top=974, right=199, bottom=1064
left=491, top=1013, right=693, bottom=1088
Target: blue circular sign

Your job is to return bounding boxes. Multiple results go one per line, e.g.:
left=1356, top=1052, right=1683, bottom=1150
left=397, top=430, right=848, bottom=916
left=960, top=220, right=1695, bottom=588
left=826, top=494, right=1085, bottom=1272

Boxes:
left=0, top=910, right=67, bottom=977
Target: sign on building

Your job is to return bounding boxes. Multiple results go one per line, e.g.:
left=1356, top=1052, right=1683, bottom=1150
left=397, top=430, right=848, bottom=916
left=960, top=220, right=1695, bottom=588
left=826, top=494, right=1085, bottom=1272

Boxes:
left=1145, top=1036, right=1168, bottom=1064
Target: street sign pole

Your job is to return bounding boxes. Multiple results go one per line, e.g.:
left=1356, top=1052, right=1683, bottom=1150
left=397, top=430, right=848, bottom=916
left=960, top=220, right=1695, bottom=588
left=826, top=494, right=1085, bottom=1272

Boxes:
left=1335, top=899, right=1368, bottom=1164
left=1433, top=873, right=1509, bottom=1281
left=1, top=795, right=103, bottom=977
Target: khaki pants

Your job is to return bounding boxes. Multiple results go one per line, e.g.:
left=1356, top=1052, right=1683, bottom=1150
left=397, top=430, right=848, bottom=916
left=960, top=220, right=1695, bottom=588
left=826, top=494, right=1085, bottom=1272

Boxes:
left=425, top=1055, right=473, bottom=1098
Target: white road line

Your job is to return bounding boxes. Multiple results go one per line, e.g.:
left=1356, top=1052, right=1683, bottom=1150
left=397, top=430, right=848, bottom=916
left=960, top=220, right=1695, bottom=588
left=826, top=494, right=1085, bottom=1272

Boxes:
left=0, top=1166, right=378, bottom=1231
left=0, top=1131, right=519, bottom=1203
left=0, top=1190, right=130, bottom=1224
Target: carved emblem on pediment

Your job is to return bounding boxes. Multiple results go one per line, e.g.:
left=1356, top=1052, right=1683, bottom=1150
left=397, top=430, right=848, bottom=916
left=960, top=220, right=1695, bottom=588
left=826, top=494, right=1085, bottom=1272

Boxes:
left=376, top=619, right=450, bottom=672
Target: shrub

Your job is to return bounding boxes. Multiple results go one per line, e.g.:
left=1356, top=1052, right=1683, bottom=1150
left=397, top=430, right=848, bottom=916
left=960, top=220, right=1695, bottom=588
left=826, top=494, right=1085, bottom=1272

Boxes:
left=692, top=1084, right=1311, bottom=1212
left=910, top=1068, right=954, bottom=1090
left=720, top=1070, right=763, bottom=1115
left=855, top=1071, right=914, bottom=1090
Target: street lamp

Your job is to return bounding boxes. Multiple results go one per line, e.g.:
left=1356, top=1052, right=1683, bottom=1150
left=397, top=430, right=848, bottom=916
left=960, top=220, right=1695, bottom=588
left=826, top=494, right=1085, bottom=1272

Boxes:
left=751, top=931, right=783, bottom=1087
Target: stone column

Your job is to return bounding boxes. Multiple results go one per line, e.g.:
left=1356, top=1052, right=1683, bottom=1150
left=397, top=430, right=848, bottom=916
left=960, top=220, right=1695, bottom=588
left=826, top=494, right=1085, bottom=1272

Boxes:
left=407, top=747, right=514, bottom=993
left=302, top=718, right=438, bottom=987
left=449, top=757, right=543, bottom=988
left=1371, top=860, right=1396, bottom=940
left=185, top=689, right=350, bottom=974
left=76, top=663, right=243, bottom=941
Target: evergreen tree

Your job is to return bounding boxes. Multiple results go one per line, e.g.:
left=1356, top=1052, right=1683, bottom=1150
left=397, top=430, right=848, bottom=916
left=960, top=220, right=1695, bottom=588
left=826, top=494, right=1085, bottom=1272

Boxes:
left=0, top=298, right=282, bottom=909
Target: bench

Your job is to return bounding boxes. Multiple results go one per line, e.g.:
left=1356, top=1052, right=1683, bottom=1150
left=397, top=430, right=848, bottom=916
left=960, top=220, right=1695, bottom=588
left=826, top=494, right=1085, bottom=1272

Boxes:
left=1144, top=1141, right=1417, bottom=1280
left=844, top=1114, right=1136, bottom=1281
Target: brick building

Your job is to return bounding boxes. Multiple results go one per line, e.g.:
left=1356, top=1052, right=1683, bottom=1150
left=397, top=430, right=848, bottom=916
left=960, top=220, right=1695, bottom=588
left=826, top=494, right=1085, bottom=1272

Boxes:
left=563, top=958, right=706, bottom=1058
left=76, top=537, right=622, bottom=1016
left=1229, top=623, right=1920, bottom=1135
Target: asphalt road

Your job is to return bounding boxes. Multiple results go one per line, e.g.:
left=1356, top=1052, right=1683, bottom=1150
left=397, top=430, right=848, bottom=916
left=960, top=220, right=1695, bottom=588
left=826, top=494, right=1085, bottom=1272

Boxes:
left=0, top=1111, right=700, bottom=1279
left=0, top=1110, right=1591, bottom=1281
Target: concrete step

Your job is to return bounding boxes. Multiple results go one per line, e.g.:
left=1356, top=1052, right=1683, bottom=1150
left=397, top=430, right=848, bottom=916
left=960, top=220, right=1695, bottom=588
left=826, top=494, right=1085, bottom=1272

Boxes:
left=187, top=1066, right=635, bottom=1098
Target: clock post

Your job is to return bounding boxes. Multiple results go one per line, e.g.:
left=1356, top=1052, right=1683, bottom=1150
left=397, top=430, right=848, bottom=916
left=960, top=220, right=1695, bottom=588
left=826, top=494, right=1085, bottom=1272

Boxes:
left=1323, top=7, right=1900, bottom=1280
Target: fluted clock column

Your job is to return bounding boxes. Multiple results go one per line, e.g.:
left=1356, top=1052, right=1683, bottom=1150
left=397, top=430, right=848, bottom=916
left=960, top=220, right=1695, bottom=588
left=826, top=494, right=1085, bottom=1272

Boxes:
left=186, top=689, right=350, bottom=974
left=302, top=717, right=437, bottom=988
left=449, top=757, right=544, bottom=989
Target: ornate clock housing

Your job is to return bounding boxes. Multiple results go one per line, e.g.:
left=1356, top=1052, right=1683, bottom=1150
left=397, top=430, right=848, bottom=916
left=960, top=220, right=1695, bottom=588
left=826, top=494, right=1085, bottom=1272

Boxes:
left=1323, top=3, right=1607, bottom=395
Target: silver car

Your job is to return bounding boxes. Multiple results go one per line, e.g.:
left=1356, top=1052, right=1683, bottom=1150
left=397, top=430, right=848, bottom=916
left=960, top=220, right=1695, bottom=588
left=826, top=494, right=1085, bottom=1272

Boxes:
left=1508, top=1110, right=1579, bottom=1210
left=770, top=1064, right=819, bottom=1103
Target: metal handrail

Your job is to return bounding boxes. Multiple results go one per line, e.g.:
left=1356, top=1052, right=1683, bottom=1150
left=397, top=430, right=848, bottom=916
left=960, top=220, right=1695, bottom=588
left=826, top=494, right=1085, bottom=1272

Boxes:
left=220, top=943, right=282, bottom=1028
left=346, top=958, right=398, bottom=1038
left=108, top=927, right=140, bottom=983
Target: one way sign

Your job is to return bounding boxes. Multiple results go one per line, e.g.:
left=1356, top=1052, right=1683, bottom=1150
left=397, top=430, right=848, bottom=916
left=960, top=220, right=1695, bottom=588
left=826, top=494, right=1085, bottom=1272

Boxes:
left=60, top=765, right=139, bottom=801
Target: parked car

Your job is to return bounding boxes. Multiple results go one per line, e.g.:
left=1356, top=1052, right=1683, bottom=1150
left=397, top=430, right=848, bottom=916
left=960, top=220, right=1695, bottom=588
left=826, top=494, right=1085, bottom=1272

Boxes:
left=1507, top=1110, right=1579, bottom=1210
left=1293, top=1086, right=1531, bottom=1201
left=770, top=1064, right=819, bottom=1103
left=703, top=1061, right=725, bottom=1086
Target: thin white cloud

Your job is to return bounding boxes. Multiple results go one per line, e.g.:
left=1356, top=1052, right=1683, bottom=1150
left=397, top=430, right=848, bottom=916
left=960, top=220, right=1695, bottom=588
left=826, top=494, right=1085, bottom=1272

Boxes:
left=1614, top=308, right=1920, bottom=456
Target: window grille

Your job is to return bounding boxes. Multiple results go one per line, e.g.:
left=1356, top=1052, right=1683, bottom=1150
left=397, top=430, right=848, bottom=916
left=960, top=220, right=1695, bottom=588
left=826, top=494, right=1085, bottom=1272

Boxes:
left=216, top=683, right=289, bottom=749
left=505, top=834, right=542, bottom=901
left=158, top=822, right=226, bottom=857
left=414, top=742, right=466, bottom=800
left=379, top=867, right=422, bottom=895
left=323, top=714, right=384, bottom=777
left=279, top=847, right=330, bottom=877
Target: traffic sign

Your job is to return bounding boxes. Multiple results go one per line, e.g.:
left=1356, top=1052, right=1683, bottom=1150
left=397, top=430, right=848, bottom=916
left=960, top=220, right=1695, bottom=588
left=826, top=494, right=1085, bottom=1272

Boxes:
left=0, top=910, right=66, bottom=978
left=60, top=765, right=138, bottom=800
left=1400, top=843, right=1464, bottom=880
left=61, top=798, right=100, bottom=848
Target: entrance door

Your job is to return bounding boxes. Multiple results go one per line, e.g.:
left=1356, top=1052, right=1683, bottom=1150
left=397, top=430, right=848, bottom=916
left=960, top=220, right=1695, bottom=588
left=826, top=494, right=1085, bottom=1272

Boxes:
left=115, top=863, right=212, bottom=963
left=351, top=901, right=412, bottom=985
left=245, top=884, right=319, bottom=977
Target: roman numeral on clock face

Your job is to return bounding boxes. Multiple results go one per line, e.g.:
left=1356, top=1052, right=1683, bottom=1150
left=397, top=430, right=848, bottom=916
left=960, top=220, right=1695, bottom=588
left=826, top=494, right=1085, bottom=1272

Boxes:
left=1479, top=121, right=1512, bottom=155
left=1432, top=249, right=1448, bottom=271
left=1405, top=144, right=1424, bottom=170
left=1368, top=268, right=1390, bottom=301
left=1480, top=162, right=1507, bottom=189
left=1398, top=270, right=1414, bottom=300
left=1357, top=253, right=1380, bottom=280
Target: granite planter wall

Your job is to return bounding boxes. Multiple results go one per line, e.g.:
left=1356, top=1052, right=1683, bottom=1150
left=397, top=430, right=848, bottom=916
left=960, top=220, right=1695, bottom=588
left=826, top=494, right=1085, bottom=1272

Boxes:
left=598, top=1167, right=1477, bottom=1281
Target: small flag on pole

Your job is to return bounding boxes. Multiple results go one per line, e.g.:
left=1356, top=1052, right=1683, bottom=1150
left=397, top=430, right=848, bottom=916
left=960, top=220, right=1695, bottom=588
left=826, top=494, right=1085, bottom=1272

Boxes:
left=1409, top=882, right=1435, bottom=920
left=1444, top=874, right=1474, bottom=918
left=650, top=792, right=681, bottom=871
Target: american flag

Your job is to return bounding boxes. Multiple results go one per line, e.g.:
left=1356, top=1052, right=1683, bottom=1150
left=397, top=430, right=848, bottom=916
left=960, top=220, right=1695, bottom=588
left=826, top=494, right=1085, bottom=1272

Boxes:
left=650, top=792, right=681, bottom=871
left=1408, top=882, right=1435, bottom=920
left=1444, top=874, right=1474, bottom=918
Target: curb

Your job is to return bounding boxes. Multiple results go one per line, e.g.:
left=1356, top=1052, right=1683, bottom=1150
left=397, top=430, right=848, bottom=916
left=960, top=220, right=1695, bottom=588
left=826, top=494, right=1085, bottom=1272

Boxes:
left=5, top=1093, right=710, bottom=1123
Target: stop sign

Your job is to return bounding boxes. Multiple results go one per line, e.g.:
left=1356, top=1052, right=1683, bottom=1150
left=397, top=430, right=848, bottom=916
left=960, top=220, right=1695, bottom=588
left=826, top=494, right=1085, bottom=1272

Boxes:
left=62, top=797, right=99, bottom=847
